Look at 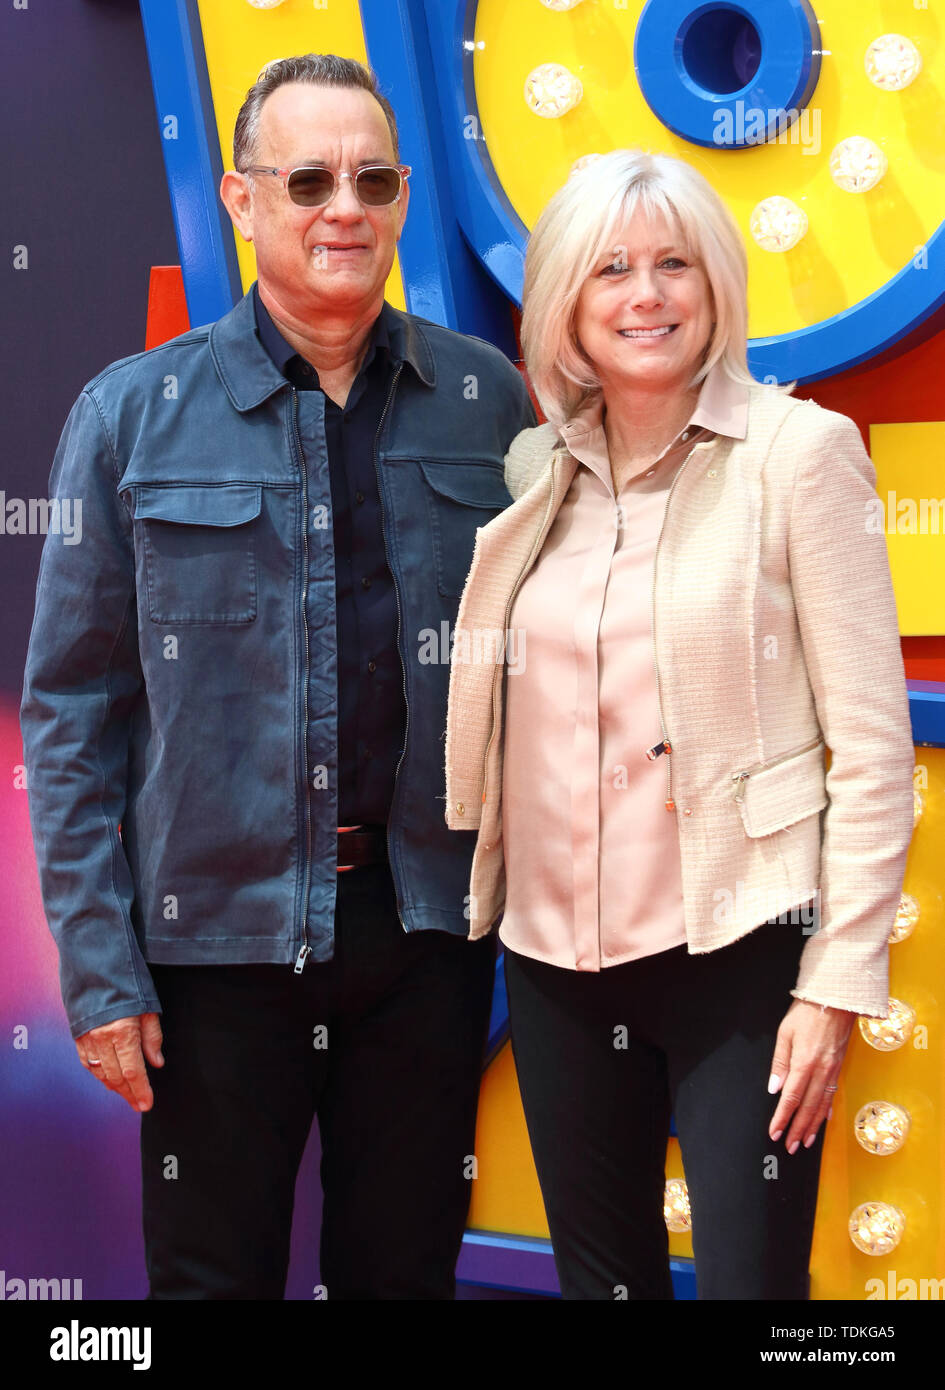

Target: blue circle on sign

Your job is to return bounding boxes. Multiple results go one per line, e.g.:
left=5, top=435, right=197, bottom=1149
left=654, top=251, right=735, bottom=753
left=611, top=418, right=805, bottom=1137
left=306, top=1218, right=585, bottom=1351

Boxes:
left=634, top=0, right=822, bottom=148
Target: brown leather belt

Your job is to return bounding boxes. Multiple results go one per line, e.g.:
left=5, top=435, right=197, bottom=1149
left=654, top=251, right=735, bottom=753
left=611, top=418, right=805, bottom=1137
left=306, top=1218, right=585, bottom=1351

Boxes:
left=337, top=825, right=388, bottom=871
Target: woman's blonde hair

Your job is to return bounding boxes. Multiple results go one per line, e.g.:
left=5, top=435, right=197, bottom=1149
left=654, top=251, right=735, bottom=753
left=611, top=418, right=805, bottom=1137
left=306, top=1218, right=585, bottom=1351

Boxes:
left=521, top=149, right=760, bottom=427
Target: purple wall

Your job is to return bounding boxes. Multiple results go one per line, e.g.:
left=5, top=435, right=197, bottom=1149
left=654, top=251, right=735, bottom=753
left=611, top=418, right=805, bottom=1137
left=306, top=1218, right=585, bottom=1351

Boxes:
left=0, top=0, right=337, bottom=1303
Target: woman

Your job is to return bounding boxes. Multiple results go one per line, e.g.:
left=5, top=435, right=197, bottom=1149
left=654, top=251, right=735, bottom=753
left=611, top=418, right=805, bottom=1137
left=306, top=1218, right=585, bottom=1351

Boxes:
left=444, top=150, right=915, bottom=1300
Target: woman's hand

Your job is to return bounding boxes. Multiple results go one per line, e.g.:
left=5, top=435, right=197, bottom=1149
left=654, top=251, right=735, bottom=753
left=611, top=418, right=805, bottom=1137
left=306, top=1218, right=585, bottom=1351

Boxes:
left=767, top=999, right=857, bottom=1153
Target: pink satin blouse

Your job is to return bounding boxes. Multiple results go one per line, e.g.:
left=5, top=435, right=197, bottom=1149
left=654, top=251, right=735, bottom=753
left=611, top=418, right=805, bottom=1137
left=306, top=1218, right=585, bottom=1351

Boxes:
left=499, top=366, right=749, bottom=971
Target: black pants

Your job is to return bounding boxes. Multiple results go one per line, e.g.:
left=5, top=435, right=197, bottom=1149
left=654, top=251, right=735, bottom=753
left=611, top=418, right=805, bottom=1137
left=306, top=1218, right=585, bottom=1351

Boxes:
left=141, top=863, right=496, bottom=1299
left=504, top=917, right=825, bottom=1300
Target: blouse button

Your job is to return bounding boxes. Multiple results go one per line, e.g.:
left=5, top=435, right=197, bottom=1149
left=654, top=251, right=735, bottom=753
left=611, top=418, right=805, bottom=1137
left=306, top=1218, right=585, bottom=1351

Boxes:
left=706, top=468, right=717, bottom=478
left=456, top=803, right=465, bottom=816
left=682, top=431, right=690, bottom=441
left=683, top=808, right=693, bottom=817
left=645, top=469, right=655, bottom=477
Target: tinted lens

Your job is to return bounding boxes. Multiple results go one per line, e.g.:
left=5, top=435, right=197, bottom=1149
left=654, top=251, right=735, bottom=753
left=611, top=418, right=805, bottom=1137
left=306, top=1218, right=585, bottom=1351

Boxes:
left=354, top=166, right=401, bottom=205
left=286, top=168, right=335, bottom=207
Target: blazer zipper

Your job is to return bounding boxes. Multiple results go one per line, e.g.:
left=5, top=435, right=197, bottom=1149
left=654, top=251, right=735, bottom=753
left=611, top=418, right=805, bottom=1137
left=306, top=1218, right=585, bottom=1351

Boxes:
left=292, top=390, right=313, bottom=973
left=732, top=734, right=825, bottom=803
left=372, top=363, right=408, bottom=929
left=478, top=451, right=565, bottom=817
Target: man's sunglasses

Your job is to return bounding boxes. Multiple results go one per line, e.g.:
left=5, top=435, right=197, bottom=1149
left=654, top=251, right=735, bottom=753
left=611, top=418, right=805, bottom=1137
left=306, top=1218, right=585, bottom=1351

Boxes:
left=241, top=163, right=411, bottom=208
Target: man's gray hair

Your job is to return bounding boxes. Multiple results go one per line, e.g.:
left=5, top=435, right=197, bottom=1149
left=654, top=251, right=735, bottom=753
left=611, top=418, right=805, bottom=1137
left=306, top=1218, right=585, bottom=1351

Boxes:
left=233, top=53, right=399, bottom=171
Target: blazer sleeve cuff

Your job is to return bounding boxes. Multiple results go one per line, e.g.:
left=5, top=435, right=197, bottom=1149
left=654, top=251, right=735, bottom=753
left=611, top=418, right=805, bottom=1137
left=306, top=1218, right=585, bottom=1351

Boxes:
left=792, top=930, right=890, bottom=1017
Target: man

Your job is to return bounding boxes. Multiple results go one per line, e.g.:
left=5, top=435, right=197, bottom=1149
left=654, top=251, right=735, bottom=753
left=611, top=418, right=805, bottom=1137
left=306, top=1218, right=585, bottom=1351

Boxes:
left=21, top=53, right=534, bottom=1299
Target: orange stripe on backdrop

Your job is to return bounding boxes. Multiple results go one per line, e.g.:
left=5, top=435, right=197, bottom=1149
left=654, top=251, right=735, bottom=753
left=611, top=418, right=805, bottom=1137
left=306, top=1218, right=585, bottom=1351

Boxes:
left=145, top=266, right=190, bottom=349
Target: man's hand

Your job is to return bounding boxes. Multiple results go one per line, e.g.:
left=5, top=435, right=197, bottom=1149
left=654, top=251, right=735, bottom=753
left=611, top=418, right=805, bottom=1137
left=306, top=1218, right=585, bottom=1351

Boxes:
left=767, top=999, right=856, bottom=1153
left=75, top=1013, right=164, bottom=1113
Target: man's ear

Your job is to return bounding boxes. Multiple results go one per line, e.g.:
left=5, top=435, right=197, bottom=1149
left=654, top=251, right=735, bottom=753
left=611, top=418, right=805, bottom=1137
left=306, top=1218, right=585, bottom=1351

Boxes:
left=220, top=170, right=254, bottom=243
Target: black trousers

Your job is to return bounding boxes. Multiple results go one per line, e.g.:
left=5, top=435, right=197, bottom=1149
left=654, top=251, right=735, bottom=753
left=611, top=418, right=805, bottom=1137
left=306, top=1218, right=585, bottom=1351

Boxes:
left=504, top=916, right=825, bottom=1300
left=140, top=862, right=496, bottom=1299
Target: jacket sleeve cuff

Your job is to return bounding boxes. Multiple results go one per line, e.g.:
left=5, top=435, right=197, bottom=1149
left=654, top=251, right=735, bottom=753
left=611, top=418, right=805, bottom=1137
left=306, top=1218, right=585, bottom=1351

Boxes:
left=68, top=997, right=163, bottom=1041
left=793, top=930, right=890, bottom=1017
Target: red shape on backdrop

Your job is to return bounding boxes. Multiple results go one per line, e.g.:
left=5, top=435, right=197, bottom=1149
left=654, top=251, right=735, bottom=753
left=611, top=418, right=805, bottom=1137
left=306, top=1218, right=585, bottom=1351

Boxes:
left=798, top=318, right=945, bottom=678
left=145, top=266, right=190, bottom=350
left=798, top=311, right=945, bottom=445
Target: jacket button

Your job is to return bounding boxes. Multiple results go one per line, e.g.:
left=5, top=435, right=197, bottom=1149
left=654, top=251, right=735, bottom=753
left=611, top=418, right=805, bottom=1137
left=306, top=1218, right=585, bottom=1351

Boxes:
left=456, top=802, right=465, bottom=816
left=683, top=808, right=692, bottom=816
left=706, top=468, right=717, bottom=478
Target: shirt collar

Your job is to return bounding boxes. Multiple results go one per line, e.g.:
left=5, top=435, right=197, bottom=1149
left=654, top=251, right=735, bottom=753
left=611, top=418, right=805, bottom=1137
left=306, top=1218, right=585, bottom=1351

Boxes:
left=560, top=362, right=750, bottom=447
left=209, top=285, right=436, bottom=411
left=252, top=280, right=391, bottom=381
left=688, top=362, right=749, bottom=440
left=558, top=363, right=750, bottom=493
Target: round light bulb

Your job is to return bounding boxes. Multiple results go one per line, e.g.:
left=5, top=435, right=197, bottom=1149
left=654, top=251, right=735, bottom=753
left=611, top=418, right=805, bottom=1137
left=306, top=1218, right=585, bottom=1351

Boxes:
left=830, top=137, right=888, bottom=193
left=524, top=64, right=583, bottom=119
left=859, top=997, right=916, bottom=1052
left=865, top=35, right=922, bottom=91
left=890, top=893, right=919, bottom=944
left=913, top=787, right=925, bottom=825
left=749, top=197, right=808, bottom=253
left=854, top=1101, right=911, bottom=1156
left=664, top=1178, right=691, bottom=1233
left=570, top=153, right=603, bottom=177
left=848, top=1202, right=905, bottom=1256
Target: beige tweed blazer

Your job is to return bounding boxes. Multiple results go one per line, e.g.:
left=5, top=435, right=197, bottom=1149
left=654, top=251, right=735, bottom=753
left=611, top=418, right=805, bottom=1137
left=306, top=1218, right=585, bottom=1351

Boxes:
left=444, top=385, right=915, bottom=1015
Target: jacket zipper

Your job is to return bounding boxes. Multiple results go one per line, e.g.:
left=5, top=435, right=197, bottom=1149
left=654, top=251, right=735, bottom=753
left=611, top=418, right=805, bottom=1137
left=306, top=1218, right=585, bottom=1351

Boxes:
left=648, top=443, right=702, bottom=812
left=732, top=734, right=825, bottom=803
left=478, top=450, right=564, bottom=816
left=292, top=391, right=313, bottom=973
left=372, top=363, right=408, bottom=930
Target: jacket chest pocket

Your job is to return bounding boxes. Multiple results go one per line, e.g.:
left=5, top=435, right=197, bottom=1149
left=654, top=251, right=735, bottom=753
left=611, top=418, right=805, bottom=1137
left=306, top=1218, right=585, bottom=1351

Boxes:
left=127, top=484, right=262, bottom=624
left=419, top=460, right=513, bottom=598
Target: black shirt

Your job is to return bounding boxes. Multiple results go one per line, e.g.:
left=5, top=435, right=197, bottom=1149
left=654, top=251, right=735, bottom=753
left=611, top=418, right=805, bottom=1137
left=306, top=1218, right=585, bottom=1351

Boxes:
left=253, top=282, right=406, bottom=827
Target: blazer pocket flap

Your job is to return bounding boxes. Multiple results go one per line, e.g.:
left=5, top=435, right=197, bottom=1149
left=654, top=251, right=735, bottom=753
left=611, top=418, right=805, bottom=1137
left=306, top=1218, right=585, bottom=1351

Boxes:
left=129, top=484, right=262, bottom=527
left=736, top=741, right=827, bottom=837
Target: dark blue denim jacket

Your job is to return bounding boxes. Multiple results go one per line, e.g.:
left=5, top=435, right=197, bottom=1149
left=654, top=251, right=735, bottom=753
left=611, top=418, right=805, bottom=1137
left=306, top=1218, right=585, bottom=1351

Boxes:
left=20, top=287, right=534, bottom=1037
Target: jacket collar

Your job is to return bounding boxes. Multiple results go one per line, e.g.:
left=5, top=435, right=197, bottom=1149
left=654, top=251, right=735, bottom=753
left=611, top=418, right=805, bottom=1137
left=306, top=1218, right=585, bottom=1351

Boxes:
left=690, top=363, right=750, bottom=440
left=209, top=283, right=436, bottom=412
